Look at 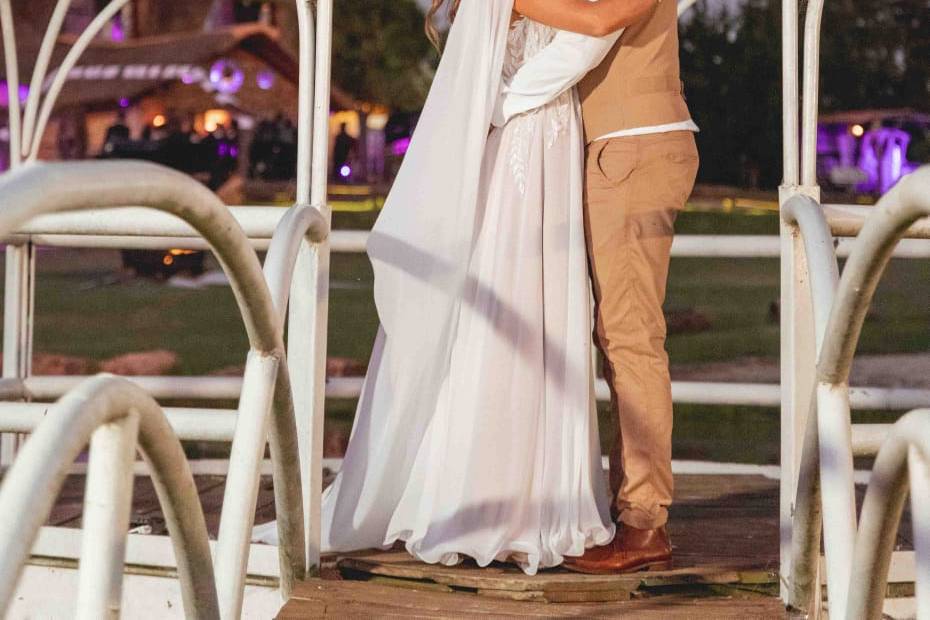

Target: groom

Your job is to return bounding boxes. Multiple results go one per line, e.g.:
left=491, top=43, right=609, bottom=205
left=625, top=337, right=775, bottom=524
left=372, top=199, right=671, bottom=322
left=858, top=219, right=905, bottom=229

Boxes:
left=496, top=0, right=698, bottom=573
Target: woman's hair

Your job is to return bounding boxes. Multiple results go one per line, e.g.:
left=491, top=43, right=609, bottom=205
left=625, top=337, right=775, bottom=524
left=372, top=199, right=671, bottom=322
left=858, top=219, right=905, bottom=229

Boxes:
left=425, top=0, right=461, bottom=51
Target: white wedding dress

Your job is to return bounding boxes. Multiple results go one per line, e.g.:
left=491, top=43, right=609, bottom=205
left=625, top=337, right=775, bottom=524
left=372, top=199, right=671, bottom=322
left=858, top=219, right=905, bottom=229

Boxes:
left=254, top=4, right=614, bottom=576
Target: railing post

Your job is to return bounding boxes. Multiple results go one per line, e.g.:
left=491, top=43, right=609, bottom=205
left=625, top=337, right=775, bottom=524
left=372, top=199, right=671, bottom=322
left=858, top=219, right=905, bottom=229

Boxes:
left=0, top=242, right=35, bottom=468
left=779, top=198, right=817, bottom=602
left=75, top=411, right=140, bottom=620
left=779, top=0, right=801, bottom=598
left=290, top=0, right=333, bottom=574
left=214, top=351, right=280, bottom=619
left=908, top=446, right=930, bottom=613
left=0, top=0, right=33, bottom=468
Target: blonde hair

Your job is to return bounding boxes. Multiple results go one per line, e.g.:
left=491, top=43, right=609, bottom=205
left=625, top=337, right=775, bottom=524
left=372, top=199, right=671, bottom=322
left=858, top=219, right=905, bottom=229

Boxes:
left=425, top=0, right=460, bottom=51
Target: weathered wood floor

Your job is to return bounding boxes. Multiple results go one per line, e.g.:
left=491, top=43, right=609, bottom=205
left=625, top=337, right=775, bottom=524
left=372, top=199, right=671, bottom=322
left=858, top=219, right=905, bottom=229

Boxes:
left=45, top=472, right=788, bottom=617
left=48, top=472, right=278, bottom=536
left=281, top=474, right=785, bottom=618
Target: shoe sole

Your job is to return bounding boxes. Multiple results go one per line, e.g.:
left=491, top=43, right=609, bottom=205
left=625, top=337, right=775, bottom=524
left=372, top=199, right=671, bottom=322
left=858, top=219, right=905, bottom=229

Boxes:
left=561, top=559, right=673, bottom=575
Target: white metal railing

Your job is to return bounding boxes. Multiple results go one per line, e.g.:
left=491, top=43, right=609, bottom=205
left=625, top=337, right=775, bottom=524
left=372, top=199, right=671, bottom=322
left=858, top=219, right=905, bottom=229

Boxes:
left=0, top=0, right=334, bottom=617
left=788, top=168, right=930, bottom=617
left=0, top=376, right=220, bottom=619
left=779, top=0, right=930, bottom=610
left=0, top=159, right=318, bottom=617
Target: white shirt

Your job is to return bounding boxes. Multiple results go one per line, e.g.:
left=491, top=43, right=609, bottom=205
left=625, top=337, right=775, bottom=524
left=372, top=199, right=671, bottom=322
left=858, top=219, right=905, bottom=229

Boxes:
left=492, top=27, right=698, bottom=141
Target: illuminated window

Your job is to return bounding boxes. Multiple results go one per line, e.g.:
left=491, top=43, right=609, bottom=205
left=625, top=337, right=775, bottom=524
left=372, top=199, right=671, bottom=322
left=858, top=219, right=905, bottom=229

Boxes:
left=203, top=109, right=232, bottom=133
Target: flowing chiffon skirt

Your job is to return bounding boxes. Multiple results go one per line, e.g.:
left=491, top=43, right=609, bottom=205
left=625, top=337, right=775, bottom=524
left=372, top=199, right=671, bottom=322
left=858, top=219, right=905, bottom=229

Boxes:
left=314, top=86, right=614, bottom=574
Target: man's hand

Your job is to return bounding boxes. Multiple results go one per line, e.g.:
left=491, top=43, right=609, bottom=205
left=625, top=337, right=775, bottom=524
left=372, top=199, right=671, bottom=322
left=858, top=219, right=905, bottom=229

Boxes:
left=513, top=0, right=657, bottom=37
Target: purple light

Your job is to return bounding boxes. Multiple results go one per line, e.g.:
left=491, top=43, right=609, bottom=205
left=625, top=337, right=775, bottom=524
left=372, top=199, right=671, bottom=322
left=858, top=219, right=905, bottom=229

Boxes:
left=0, top=81, right=28, bottom=108
left=256, top=69, right=275, bottom=90
left=218, top=143, right=229, bottom=157
left=391, top=136, right=411, bottom=156
left=339, top=164, right=351, bottom=178
left=110, top=17, right=125, bottom=42
left=181, top=72, right=197, bottom=85
left=230, top=146, right=239, bottom=157
left=119, top=97, right=130, bottom=108
left=209, top=59, right=244, bottom=95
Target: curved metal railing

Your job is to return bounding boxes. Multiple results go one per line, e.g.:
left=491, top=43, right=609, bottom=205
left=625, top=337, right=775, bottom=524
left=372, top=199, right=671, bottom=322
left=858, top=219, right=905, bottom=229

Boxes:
left=788, top=168, right=930, bottom=617
left=847, top=409, right=930, bottom=618
left=0, top=376, right=219, bottom=619
left=0, top=160, right=323, bottom=617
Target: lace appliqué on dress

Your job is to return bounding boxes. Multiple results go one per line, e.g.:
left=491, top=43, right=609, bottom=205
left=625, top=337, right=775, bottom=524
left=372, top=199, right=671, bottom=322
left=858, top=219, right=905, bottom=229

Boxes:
left=504, top=19, right=571, bottom=195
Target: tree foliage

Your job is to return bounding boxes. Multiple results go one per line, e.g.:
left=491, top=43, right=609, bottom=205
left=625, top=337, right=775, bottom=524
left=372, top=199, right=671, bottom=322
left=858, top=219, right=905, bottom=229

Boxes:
left=271, top=0, right=435, bottom=110
left=680, top=0, right=930, bottom=188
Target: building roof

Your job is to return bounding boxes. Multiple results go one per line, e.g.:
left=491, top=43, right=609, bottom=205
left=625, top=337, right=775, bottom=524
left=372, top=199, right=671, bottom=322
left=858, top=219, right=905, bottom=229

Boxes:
left=819, top=108, right=930, bottom=125
left=2, top=23, right=359, bottom=111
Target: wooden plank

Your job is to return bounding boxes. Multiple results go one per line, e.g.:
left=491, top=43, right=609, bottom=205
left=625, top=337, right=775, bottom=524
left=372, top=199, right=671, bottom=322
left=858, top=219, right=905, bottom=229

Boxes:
left=338, top=553, right=645, bottom=592
left=280, top=577, right=785, bottom=618
left=337, top=551, right=776, bottom=593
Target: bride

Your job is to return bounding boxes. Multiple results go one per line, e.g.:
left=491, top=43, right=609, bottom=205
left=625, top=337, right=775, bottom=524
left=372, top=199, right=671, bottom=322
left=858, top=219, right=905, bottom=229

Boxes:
left=257, top=0, right=652, bottom=575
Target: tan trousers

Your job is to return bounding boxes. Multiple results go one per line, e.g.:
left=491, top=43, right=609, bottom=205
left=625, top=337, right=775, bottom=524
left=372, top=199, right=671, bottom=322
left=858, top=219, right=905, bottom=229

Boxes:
left=584, top=131, right=699, bottom=530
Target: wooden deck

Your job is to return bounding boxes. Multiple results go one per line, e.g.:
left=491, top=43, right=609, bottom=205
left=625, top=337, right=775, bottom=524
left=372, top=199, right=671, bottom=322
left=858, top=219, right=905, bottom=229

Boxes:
left=44, top=472, right=787, bottom=617
left=282, top=474, right=785, bottom=618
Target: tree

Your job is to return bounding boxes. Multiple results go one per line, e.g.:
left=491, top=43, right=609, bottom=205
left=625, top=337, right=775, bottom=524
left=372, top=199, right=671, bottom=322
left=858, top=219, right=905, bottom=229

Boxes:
left=274, top=0, right=434, bottom=111
left=680, top=0, right=930, bottom=188
left=680, top=0, right=783, bottom=187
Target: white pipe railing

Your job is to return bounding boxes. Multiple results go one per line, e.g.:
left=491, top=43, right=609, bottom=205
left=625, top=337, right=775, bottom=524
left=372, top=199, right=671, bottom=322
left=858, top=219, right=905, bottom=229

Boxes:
left=27, top=0, right=132, bottom=163
left=0, top=376, right=220, bottom=619
left=789, top=168, right=930, bottom=617
left=801, top=0, right=826, bottom=188
left=0, top=159, right=317, bottom=616
left=847, top=410, right=930, bottom=618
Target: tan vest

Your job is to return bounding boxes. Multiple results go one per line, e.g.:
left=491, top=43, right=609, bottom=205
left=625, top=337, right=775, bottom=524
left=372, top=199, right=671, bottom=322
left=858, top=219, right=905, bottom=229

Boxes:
left=578, top=0, right=691, bottom=143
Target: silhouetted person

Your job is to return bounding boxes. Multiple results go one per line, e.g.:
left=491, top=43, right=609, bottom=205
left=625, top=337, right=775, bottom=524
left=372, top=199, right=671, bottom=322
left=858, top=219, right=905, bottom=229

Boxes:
left=332, top=122, right=357, bottom=180
left=103, top=110, right=130, bottom=153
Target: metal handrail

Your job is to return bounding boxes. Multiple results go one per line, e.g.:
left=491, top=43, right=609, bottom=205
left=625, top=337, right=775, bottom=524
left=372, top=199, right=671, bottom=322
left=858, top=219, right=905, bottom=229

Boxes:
left=801, top=0, right=826, bottom=188
left=0, top=376, right=219, bottom=619
left=0, top=159, right=308, bottom=617
left=789, top=167, right=930, bottom=617
left=847, top=409, right=930, bottom=618
left=780, top=195, right=840, bottom=352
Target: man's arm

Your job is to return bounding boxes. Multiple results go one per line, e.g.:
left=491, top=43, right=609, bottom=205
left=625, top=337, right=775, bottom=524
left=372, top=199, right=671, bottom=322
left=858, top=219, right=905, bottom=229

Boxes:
left=514, top=0, right=657, bottom=37
left=493, top=29, right=621, bottom=127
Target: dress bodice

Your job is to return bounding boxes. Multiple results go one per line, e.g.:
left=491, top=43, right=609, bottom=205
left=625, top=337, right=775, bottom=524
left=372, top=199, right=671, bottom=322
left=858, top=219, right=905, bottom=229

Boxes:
left=503, top=18, right=557, bottom=82
left=500, top=18, right=573, bottom=195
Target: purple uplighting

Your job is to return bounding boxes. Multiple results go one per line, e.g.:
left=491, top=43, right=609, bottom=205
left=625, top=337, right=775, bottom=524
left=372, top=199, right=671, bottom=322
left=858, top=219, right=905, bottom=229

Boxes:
left=209, top=59, right=244, bottom=95
left=391, top=137, right=412, bottom=156
left=0, top=81, right=28, bottom=108
left=339, top=164, right=352, bottom=178
left=119, top=97, right=130, bottom=108
left=256, top=69, right=275, bottom=90
left=818, top=121, right=920, bottom=194
left=110, top=17, right=125, bottom=42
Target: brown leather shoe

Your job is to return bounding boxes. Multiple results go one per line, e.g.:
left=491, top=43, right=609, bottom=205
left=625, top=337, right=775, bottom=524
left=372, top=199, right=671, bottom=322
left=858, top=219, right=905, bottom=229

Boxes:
left=562, top=524, right=672, bottom=574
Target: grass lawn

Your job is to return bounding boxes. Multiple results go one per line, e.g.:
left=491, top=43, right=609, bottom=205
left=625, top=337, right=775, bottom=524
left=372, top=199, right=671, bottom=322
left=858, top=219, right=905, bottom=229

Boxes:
left=9, top=209, right=930, bottom=464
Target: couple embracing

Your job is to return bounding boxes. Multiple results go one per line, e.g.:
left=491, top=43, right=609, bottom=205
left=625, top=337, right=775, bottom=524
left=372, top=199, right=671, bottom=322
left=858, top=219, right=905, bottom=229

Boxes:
left=267, top=0, right=699, bottom=576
